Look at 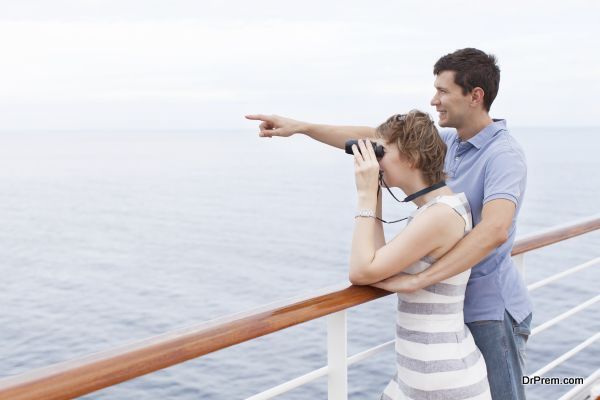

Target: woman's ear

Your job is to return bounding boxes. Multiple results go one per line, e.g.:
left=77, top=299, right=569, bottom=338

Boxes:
left=400, top=150, right=419, bottom=170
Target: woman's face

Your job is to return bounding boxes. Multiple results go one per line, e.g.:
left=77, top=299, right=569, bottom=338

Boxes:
left=377, top=139, right=412, bottom=188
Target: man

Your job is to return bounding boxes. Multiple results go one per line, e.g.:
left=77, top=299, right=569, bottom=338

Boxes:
left=246, top=48, right=532, bottom=400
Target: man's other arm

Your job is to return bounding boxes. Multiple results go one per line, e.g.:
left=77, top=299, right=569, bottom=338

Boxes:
left=245, top=114, right=376, bottom=149
left=378, top=199, right=516, bottom=292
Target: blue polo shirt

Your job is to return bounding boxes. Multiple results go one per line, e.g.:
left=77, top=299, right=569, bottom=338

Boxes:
left=440, top=119, right=532, bottom=323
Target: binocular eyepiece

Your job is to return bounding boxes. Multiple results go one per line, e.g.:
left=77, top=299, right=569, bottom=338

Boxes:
left=344, top=140, right=385, bottom=159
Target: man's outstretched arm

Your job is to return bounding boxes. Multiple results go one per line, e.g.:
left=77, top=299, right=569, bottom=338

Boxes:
left=245, top=114, right=376, bottom=149
left=373, top=199, right=516, bottom=292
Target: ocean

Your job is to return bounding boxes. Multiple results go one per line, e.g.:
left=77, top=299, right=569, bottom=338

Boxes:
left=1, top=126, right=598, bottom=399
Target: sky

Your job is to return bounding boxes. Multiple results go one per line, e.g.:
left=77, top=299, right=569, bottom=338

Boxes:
left=0, top=0, right=598, bottom=131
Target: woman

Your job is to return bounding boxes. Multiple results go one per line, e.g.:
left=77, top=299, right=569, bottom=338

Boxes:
left=349, top=110, right=491, bottom=400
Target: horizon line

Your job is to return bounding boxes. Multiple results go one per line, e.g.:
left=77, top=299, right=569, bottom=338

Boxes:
left=1, top=125, right=599, bottom=133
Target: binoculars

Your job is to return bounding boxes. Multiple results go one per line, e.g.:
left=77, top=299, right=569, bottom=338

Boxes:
left=344, top=140, right=385, bottom=159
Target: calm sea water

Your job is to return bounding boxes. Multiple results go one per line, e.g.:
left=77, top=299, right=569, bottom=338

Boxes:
left=1, top=127, right=598, bottom=399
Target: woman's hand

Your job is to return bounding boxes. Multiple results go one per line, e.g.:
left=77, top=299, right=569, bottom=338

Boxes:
left=352, top=139, right=381, bottom=200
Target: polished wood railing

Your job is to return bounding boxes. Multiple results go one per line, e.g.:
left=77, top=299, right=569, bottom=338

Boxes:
left=512, top=216, right=600, bottom=255
left=0, top=215, right=598, bottom=400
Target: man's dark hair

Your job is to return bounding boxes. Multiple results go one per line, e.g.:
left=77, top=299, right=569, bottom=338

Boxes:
left=433, top=48, right=500, bottom=112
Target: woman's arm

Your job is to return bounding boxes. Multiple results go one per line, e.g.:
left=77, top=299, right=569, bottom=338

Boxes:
left=350, top=204, right=456, bottom=285
left=349, top=140, right=387, bottom=283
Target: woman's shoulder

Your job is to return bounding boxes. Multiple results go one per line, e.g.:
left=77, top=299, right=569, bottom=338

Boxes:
left=407, top=204, right=465, bottom=258
left=437, top=193, right=471, bottom=216
left=415, top=193, right=471, bottom=235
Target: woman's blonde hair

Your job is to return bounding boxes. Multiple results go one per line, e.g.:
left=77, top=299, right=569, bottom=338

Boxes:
left=375, top=110, right=446, bottom=185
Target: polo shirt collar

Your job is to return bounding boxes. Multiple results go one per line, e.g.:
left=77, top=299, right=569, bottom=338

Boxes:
left=466, top=119, right=507, bottom=149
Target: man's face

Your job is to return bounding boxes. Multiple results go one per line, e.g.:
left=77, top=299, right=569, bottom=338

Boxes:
left=430, top=71, right=471, bottom=128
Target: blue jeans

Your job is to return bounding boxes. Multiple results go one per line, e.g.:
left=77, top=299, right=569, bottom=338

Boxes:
left=467, top=310, right=532, bottom=400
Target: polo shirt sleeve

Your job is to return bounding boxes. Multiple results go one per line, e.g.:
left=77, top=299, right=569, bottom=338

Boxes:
left=483, top=148, right=527, bottom=206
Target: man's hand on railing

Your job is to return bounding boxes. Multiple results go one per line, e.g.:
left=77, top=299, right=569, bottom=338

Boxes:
left=370, top=272, right=421, bottom=293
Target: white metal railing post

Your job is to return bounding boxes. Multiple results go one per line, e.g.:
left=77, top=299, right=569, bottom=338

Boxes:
left=513, top=253, right=525, bottom=281
left=327, top=311, right=348, bottom=400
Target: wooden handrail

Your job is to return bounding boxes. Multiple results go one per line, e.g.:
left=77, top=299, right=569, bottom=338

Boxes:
left=1, top=215, right=598, bottom=400
left=0, top=284, right=389, bottom=400
left=512, top=215, right=600, bottom=256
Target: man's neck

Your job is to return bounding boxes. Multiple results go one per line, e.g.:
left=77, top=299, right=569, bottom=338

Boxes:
left=456, top=113, right=494, bottom=141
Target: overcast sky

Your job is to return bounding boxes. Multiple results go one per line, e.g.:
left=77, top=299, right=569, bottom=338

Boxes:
left=1, top=0, right=598, bottom=131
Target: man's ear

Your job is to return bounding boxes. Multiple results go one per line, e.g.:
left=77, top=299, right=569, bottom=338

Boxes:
left=471, top=87, right=486, bottom=108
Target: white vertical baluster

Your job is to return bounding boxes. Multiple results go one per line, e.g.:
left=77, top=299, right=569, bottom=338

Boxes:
left=327, top=311, right=348, bottom=400
left=513, top=253, right=525, bottom=281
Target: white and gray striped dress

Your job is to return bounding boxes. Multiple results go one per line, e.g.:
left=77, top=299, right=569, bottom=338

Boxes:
left=381, top=193, right=491, bottom=400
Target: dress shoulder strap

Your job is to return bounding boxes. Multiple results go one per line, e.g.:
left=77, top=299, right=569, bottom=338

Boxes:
left=407, top=193, right=473, bottom=234
left=433, top=193, right=473, bottom=233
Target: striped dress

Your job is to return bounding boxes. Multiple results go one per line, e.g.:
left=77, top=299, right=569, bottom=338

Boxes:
left=381, top=193, right=491, bottom=400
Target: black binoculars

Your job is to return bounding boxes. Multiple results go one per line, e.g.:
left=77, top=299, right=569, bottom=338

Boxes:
left=344, top=140, right=385, bottom=159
